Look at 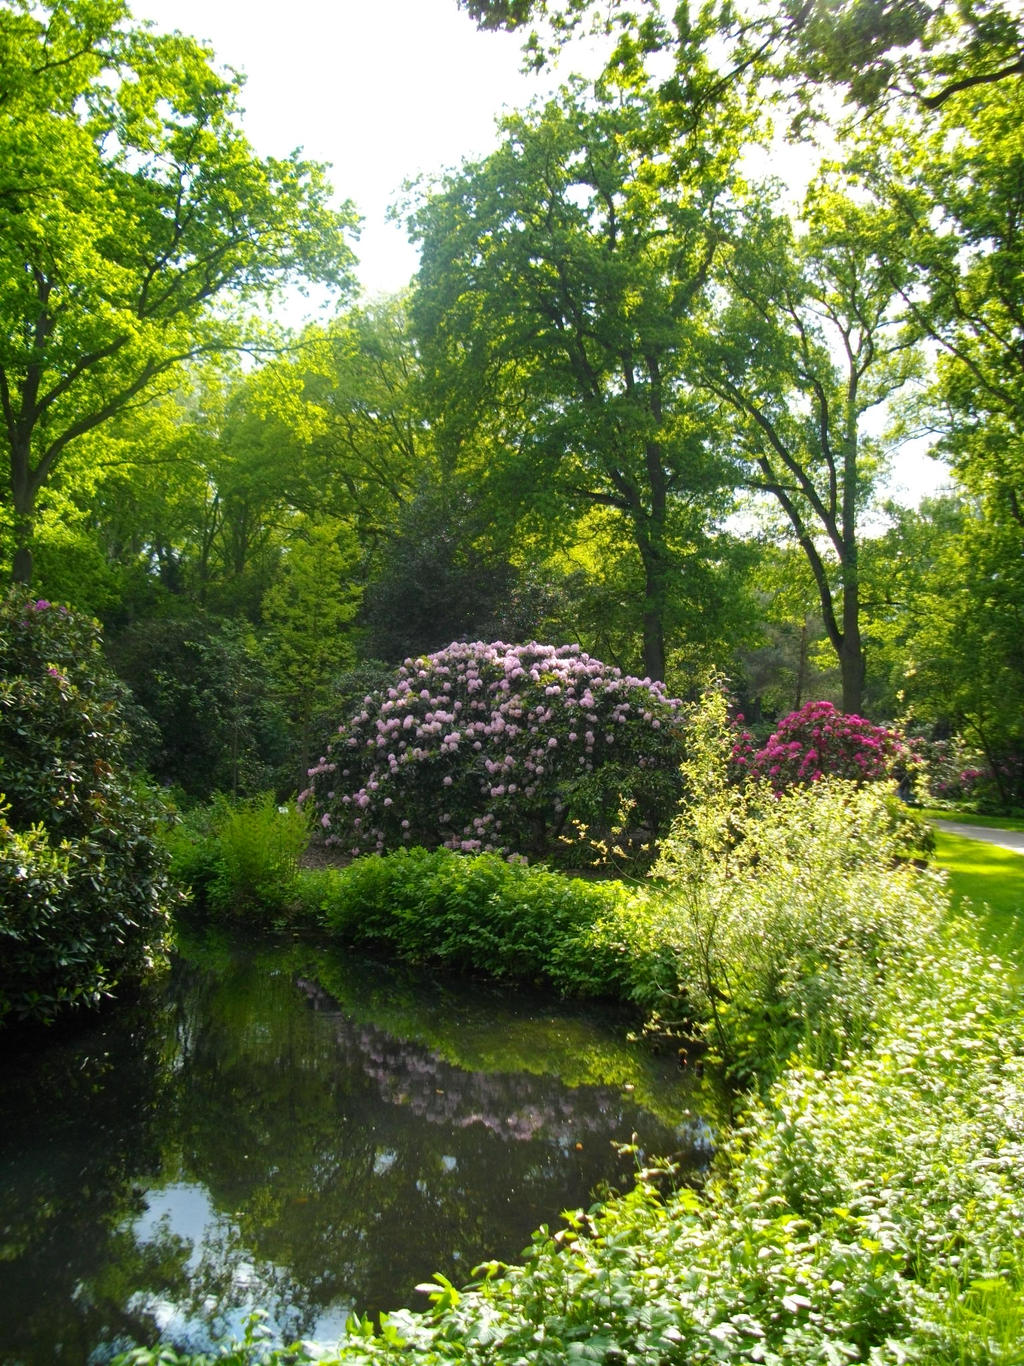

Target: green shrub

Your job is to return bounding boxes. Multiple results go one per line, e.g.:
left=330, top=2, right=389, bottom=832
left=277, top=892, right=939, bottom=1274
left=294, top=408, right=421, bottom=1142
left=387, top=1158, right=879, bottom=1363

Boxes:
left=645, top=687, right=948, bottom=1077
left=167, top=793, right=311, bottom=926
left=0, top=594, right=173, bottom=1026
left=312, top=845, right=643, bottom=998
left=107, top=614, right=290, bottom=799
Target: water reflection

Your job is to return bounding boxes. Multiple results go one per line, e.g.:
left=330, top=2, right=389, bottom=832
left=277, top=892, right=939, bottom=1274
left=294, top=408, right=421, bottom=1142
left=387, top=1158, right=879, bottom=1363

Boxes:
left=0, top=938, right=713, bottom=1363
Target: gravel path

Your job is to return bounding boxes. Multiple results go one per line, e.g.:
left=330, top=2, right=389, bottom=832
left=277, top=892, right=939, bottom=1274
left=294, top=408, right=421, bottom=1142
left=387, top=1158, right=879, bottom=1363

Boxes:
left=931, top=819, right=1024, bottom=856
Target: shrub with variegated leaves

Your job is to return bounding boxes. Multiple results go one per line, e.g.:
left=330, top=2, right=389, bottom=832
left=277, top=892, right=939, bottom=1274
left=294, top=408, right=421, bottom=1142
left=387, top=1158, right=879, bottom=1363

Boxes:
left=303, top=641, right=685, bottom=865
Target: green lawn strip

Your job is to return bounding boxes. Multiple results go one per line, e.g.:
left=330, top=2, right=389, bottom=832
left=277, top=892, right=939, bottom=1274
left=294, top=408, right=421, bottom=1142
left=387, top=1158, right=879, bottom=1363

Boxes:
left=921, top=806, right=1024, bottom=834
left=930, top=828, right=1024, bottom=963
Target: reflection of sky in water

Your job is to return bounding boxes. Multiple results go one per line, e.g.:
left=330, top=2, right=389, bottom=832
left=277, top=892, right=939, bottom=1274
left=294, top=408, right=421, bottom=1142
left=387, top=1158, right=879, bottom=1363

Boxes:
left=132, top=1183, right=216, bottom=1271
left=125, top=1182, right=356, bottom=1351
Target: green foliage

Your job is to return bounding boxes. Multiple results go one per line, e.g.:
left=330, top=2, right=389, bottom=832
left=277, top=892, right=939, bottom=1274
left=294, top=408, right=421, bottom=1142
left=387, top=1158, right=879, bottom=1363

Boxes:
left=646, top=686, right=947, bottom=1076
left=107, top=615, right=290, bottom=799
left=312, top=845, right=640, bottom=999
left=166, top=793, right=310, bottom=927
left=408, top=79, right=747, bottom=681
left=261, top=513, right=362, bottom=785
left=0, top=593, right=173, bottom=1025
left=704, top=172, right=921, bottom=714
left=0, top=0, right=356, bottom=584
left=361, top=484, right=562, bottom=665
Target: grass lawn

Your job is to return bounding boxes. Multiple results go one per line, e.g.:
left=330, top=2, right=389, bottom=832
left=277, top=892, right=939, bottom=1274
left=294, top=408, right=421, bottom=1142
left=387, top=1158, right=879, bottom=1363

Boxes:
left=920, top=806, right=1024, bottom=833
left=929, top=826, right=1024, bottom=962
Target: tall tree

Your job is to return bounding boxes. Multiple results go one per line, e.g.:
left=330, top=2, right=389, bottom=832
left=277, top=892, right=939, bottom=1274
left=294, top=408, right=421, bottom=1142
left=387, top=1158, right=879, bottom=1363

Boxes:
left=870, top=78, right=1024, bottom=538
left=873, top=494, right=1024, bottom=807
left=408, top=79, right=751, bottom=681
left=461, top=0, right=1024, bottom=113
left=261, top=514, right=362, bottom=785
left=702, top=180, right=920, bottom=713
left=0, top=0, right=357, bottom=585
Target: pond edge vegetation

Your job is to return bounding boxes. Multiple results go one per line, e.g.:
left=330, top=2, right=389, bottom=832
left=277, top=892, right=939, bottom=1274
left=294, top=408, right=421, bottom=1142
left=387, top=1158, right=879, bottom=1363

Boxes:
left=4, top=597, right=1021, bottom=1364
left=115, top=692, right=1024, bottom=1366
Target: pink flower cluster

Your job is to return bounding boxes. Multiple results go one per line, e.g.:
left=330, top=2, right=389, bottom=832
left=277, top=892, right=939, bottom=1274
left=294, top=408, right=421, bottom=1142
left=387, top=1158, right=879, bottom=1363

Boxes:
left=302, top=641, right=684, bottom=860
left=735, top=700, right=903, bottom=791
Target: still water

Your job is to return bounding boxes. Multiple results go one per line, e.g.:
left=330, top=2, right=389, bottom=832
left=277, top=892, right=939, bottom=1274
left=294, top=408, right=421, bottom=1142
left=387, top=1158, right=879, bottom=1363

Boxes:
left=0, top=936, right=712, bottom=1363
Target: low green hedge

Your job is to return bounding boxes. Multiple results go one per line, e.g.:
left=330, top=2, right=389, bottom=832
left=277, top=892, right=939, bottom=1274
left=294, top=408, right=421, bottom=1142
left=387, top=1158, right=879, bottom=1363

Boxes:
left=296, top=845, right=656, bottom=1002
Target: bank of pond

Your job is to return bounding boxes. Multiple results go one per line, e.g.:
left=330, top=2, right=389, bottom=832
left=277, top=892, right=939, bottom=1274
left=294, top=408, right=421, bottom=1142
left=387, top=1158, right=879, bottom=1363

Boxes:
left=0, top=935, right=716, bottom=1363
left=2, top=782, right=1023, bottom=1365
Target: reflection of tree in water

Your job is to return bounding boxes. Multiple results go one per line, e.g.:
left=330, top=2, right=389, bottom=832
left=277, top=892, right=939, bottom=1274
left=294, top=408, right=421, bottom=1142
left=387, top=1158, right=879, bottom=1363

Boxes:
left=0, top=946, right=711, bottom=1360
left=294, top=975, right=707, bottom=1151
left=0, top=990, right=184, bottom=1363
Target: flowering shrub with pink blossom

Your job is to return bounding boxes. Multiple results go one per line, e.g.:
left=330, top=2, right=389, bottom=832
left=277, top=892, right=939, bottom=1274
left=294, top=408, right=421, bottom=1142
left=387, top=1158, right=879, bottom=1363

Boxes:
left=736, top=700, right=903, bottom=791
left=303, top=641, right=685, bottom=864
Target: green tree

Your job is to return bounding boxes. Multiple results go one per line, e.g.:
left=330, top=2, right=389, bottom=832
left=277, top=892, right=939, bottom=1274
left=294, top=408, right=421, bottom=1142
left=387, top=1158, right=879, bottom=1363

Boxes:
left=261, top=515, right=362, bottom=786
left=878, top=494, right=1024, bottom=808
left=409, top=79, right=749, bottom=681
left=776, top=0, right=1024, bottom=112
left=294, top=298, right=427, bottom=540
left=0, top=0, right=357, bottom=586
left=702, top=180, right=920, bottom=713
left=873, top=80, right=1024, bottom=539
left=462, top=0, right=1024, bottom=115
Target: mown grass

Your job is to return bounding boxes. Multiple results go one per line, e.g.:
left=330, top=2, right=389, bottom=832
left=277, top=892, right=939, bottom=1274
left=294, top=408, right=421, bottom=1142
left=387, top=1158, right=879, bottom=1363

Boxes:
left=921, top=806, right=1024, bottom=833
left=929, top=827, right=1024, bottom=964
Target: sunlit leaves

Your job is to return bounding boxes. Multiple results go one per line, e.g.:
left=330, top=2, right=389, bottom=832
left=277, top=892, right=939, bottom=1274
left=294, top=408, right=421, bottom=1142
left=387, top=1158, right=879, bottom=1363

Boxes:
left=0, top=0, right=358, bottom=582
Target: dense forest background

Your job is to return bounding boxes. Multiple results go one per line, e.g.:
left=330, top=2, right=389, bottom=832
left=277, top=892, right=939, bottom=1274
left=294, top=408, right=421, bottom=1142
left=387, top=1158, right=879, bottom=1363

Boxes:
left=2, top=0, right=1022, bottom=807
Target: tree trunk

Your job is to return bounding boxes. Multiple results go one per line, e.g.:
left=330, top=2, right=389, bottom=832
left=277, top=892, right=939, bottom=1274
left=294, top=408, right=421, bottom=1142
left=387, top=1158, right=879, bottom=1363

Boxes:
left=638, top=524, right=668, bottom=683
left=10, top=438, right=35, bottom=587
left=795, top=620, right=808, bottom=710
left=839, top=583, right=865, bottom=715
left=642, top=596, right=666, bottom=684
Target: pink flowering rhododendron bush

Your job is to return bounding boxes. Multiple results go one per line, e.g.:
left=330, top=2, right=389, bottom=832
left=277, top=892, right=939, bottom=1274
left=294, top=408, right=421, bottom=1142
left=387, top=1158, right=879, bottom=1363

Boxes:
left=736, top=700, right=904, bottom=790
left=304, top=641, right=685, bottom=864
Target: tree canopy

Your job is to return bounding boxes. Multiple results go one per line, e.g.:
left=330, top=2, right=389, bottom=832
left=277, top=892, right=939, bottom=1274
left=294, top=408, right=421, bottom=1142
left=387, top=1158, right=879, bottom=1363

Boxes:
left=409, top=79, right=752, bottom=681
left=0, top=0, right=358, bottom=584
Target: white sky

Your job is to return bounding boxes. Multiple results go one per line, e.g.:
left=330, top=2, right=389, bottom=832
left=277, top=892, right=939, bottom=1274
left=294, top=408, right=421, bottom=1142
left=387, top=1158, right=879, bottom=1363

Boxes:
left=135, top=0, right=566, bottom=306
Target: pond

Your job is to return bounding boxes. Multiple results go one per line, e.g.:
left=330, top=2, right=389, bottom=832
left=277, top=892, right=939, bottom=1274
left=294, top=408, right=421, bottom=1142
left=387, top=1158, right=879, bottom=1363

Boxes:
left=0, top=936, right=714, bottom=1363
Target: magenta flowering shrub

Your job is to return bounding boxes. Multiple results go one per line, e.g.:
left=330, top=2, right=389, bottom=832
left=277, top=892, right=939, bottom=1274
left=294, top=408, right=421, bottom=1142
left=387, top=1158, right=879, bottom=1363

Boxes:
left=304, top=641, right=685, bottom=863
left=739, top=701, right=903, bottom=790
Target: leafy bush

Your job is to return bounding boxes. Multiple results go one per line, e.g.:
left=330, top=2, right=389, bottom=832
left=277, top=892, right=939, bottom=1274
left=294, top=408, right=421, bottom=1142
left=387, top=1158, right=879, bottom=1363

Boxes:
left=912, top=730, right=1024, bottom=813
left=0, top=594, right=173, bottom=1026
left=646, top=688, right=946, bottom=1076
left=308, top=845, right=643, bottom=999
left=165, top=793, right=311, bottom=926
left=736, top=699, right=904, bottom=789
left=305, top=640, right=684, bottom=866
left=106, top=614, right=290, bottom=799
